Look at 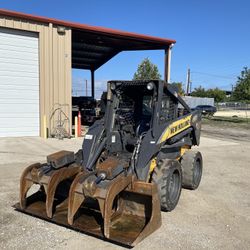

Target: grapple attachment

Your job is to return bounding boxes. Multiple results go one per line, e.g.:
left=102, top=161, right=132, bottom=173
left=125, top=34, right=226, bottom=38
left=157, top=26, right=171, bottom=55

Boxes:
left=16, top=154, right=161, bottom=246
left=67, top=172, right=161, bottom=246
left=19, top=151, right=80, bottom=218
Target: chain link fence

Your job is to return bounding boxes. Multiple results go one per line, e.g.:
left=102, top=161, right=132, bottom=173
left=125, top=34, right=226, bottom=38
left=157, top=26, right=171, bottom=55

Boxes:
left=216, top=102, right=250, bottom=110
left=215, top=102, right=250, bottom=119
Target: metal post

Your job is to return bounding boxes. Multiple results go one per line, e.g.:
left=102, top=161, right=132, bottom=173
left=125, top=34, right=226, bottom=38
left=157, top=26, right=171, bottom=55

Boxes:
left=164, top=45, right=173, bottom=83
left=85, top=79, right=88, bottom=96
left=91, top=70, right=95, bottom=98
left=43, top=115, right=47, bottom=139
left=164, top=49, right=168, bottom=82
left=74, top=116, right=78, bottom=138
left=186, top=68, right=191, bottom=95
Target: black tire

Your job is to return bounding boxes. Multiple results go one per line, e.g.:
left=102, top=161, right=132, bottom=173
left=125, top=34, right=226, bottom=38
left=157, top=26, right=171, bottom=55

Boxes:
left=181, top=150, right=203, bottom=190
left=152, top=159, right=182, bottom=212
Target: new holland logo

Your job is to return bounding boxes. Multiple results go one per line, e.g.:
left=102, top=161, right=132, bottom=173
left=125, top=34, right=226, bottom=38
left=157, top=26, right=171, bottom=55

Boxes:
left=170, top=119, right=190, bottom=135
left=159, top=115, right=192, bottom=143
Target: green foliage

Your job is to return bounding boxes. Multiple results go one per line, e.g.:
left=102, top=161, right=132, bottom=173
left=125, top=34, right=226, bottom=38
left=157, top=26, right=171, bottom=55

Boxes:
left=190, top=67, right=250, bottom=102
left=232, top=67, right=250, bottom=101
left=191, top=86, right=226, bottom=102
left=171, top=82, right=185, bottom=95
left=133, top=58, right=161, bottom=80
left=191, top=86, right=207, bottom=97
left=206, top=88, right=226, bottom=102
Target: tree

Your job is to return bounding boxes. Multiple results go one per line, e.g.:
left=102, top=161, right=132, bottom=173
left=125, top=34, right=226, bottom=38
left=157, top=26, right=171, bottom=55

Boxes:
left=133, top=58, right=161, bottom=80
left=232, top=67, right=250, bottom=101
left=206, top=88, right=226, bottom=102
left=191, top=86, right=207, bottom=98
left=171, top=82, right=185, bottom=95
left=191, top=86, right=226, bottom=102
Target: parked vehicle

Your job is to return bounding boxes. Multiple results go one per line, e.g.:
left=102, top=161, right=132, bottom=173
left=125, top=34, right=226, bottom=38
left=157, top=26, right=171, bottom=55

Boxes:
left=193, top=105, right=217, bottom=116
left=72, top=96, right=100, bottom=125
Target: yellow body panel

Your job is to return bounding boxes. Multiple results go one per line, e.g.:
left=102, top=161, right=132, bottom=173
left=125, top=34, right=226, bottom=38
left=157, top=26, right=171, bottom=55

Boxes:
left=149, top=158, right=157, bottom=174
left=159, top=115, right=192, bottom=143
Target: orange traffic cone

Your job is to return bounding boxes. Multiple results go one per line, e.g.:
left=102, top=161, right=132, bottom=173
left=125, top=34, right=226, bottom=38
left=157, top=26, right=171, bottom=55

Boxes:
left=78, top=111, right=81, bottom=137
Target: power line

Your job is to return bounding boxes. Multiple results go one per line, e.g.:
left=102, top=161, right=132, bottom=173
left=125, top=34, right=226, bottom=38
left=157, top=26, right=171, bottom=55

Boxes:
left=194, top=57, right=250, bottom=73
left=191, top=71, right=237, bottom=80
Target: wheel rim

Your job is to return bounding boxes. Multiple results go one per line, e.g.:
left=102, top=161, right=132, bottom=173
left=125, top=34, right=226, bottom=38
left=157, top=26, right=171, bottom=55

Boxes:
left=194, top=159, right=202, bottom=186
left=168, top=170, right=181, bottom=203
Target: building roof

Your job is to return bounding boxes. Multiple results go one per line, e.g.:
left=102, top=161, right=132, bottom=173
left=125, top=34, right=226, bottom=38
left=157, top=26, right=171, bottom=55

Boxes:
left=0, top=9, right=176, bottom=70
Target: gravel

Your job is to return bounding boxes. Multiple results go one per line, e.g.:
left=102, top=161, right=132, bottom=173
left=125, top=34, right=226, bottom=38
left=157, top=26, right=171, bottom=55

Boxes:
left=0, top=135, right=249, bottom=250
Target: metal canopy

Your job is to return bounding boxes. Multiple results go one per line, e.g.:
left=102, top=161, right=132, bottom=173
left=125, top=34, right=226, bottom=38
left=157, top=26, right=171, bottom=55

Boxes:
left=0, top=9, right=176, bottom=72
left=72, top=29, right=174, bottom=70
left=0, top=9, right=176, bottom=97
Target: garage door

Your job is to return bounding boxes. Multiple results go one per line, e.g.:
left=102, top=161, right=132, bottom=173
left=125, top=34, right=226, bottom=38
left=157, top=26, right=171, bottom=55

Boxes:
left=0, top=28, right=39, bottom=137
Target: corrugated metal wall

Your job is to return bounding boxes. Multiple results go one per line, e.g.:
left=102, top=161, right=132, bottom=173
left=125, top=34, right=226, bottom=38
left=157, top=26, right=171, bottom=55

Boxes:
left=0, top=15, right=72, bottom=137
left=182, top=96, right=214, bottom=109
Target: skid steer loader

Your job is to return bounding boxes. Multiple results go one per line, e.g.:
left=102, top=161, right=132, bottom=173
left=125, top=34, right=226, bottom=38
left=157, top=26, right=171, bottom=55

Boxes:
left=15, top=80, right=202, bottom=247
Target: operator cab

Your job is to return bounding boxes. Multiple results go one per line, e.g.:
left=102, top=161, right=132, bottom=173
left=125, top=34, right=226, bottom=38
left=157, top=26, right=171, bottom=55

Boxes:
left=108, top=81, right=157, bottom=153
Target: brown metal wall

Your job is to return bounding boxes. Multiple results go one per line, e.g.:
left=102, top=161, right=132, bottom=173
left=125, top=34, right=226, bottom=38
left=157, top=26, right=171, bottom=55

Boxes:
left=0, top=15, right=72, bottom=137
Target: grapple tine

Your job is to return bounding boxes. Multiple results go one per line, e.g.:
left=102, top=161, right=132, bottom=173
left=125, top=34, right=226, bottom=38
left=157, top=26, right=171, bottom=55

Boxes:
left=103, top=175, right=132, bottom=238
left=45, top=164, right=80, bottom=218
left=101, top=179, right=162, bottom=246
left=130, top=182, right=162, bottom=246
left=67, top=172, right=87, bottom=225
left=19, top=163, right=41, bottom=209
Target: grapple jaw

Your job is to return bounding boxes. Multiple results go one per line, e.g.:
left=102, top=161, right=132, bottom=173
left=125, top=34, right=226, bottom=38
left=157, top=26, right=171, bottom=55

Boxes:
left=67, top=172, right=161, bottom=246
left=19, top=151, right=81, bottom=218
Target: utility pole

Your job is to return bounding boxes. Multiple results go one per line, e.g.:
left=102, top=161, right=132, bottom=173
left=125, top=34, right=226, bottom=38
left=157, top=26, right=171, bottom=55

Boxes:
left=85, top=79, right=88, bottom=96
left=186, top=68, right=191, bottom=95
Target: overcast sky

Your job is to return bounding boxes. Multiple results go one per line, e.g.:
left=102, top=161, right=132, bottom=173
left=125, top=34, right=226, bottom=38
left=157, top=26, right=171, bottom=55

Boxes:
left=1, top=0, right=249, bottom=97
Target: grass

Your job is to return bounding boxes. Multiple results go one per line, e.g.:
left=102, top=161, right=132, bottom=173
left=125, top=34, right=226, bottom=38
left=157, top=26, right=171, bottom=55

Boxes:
left=202, top=115, right=250, bottom=129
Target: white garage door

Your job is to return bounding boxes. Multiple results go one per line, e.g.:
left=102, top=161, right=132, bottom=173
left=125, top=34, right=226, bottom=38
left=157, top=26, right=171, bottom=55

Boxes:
left=0, top=28, right=39, bottom=137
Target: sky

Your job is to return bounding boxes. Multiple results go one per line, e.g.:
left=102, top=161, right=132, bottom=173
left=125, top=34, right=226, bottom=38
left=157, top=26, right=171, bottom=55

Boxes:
left=1, top=0, right=250, bottom=97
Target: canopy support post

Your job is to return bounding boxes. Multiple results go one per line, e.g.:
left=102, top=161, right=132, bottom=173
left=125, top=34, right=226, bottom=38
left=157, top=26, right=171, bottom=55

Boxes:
left=91, top=70, right=95, bottom=98
left=164, top=45, right=173, bottom=83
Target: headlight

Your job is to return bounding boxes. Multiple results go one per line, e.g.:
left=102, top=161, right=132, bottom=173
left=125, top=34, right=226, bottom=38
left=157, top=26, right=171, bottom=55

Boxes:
left=147, top=82, right=154, bottom=91
left=110, top=82, right=116, bottom=90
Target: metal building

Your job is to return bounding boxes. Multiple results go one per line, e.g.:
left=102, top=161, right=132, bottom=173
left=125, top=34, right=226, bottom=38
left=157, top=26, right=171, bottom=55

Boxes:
left=0, top=9, right=175, bottom=137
